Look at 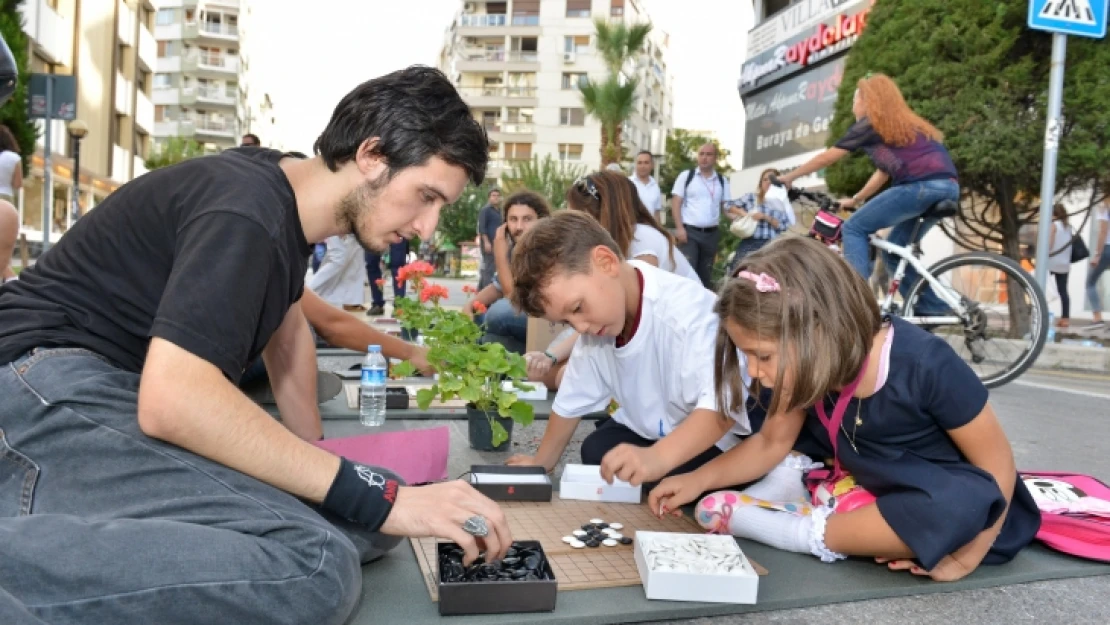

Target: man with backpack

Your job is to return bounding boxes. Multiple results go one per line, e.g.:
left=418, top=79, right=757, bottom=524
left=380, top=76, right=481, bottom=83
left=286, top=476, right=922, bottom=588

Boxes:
left=670, top=143, right=731, bottom=288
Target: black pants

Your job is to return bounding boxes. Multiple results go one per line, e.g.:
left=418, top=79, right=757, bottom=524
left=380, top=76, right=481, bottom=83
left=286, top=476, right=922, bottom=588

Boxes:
left=678, top=225, right=721, bottom=289
left=1052, top=271, right=1070, bottom=319
left=581, top=417, right=723, bottom=490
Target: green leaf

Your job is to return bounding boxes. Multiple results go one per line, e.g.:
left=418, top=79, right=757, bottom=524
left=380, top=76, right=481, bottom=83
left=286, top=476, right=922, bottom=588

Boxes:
left=459, top=384, right=481, bottom=403
left=391, top=361, right=416, bottom=378
left=490, top=420, right=509, bottom=448
left=508, top=401, right=535, bottom=427
left=441, top=377, right=464, bottom=392
left=415, top=388, right=437, bottom=410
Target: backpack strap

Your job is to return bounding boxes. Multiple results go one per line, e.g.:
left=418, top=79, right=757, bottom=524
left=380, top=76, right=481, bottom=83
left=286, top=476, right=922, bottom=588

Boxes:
left=682, top=169, right=726, bottom=204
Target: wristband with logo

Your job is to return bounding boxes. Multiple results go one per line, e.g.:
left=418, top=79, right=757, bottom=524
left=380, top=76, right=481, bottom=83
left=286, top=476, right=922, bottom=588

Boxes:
left=322, top=458, right=401, bottom=532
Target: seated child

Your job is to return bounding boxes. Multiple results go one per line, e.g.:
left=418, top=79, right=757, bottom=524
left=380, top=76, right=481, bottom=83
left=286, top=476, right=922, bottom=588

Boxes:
left=505, top=211, right=750, bottom=486
left=648, top=236, right=1040, bottom=581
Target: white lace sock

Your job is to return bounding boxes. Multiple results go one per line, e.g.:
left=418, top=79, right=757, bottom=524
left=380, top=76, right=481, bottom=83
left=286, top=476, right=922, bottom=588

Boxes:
left=741, top=453, right=817, bottom=503
left=727, top=504, right=847, bottom=562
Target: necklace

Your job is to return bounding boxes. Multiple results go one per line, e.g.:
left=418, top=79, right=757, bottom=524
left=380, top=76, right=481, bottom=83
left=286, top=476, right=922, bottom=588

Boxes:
left=839, top=399, right=863, bottom=454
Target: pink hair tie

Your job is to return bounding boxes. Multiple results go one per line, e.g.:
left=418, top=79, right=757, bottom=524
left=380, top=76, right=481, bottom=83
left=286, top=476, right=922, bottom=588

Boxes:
left=737, top=271, right=781, bottom=293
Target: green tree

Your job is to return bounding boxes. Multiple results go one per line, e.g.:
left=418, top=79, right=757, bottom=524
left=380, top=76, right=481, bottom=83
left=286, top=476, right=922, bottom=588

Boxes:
left=145, top=136, right=205, bottom=170
left=437, top=180, right=498, bottom=248
left=579, top=19, right=652, bottom=165
left=500, top=154, right=585, bottom=209
left=825, top=0, right=1110, bottom=262
left=0, top=0, right=38, bottom=175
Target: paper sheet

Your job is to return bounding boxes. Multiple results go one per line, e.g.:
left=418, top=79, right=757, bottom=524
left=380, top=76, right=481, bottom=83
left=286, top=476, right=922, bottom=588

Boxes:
left=315, top=426, right=449, bottom=484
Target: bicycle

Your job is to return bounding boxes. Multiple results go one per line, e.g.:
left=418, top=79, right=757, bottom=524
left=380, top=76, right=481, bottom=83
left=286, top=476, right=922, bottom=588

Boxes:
left=763, top=180, right=1048, bottom=389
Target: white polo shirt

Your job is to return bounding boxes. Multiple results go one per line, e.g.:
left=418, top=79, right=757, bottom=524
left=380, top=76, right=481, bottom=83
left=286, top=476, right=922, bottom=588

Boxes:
left=553, top=261, right=750, bottom=451
left=672, top=169, right=730, bottom=228
left=629, top=174, right=662, bottom=213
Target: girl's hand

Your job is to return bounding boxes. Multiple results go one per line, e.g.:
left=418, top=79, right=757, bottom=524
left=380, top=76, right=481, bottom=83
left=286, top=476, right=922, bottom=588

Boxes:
left=600, top=444, right=667, bottom=486
left=874, top=553, right=979, bottom=582
left=838, top=197, right=859, bottom=210
left=647, top=473, right=708, bottom=518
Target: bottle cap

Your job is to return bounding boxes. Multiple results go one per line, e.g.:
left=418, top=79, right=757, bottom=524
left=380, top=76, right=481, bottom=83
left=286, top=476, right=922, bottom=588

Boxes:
left=368, top=345, right=382, bottom=353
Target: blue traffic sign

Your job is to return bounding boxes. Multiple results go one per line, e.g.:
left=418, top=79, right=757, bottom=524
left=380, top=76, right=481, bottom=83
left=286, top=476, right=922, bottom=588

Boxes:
left=1029, top=0, right=1109, bottom=38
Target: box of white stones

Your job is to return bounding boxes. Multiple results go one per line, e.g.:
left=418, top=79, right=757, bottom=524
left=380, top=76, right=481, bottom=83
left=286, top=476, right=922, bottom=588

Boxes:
left=559, top=464, right=642, bottom=503
left=633, top=532, right=759, bottom=604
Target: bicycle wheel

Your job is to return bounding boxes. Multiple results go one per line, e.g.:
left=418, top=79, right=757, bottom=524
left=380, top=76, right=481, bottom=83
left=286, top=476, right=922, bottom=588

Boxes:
left=902, top=252, right=1048, bottom=389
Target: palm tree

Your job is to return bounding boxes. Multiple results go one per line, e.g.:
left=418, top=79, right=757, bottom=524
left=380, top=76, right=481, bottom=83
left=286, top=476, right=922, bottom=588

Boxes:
left=579, top=19, right=652, bottom=166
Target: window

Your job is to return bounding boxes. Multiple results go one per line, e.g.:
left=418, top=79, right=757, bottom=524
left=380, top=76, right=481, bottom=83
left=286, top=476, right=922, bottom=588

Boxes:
left=611, top=0, right=624, bottom=16
left=157, top=40, right=179, bottom=58
left=564, top=35, right=590, bottom=53
left=566, top=0, right=591, bottom=18
left=155, top=105, right=166, bottom=122
left=559, top=108, right=585, bottom=126
left=155, top=8, right=175, bottom=26
left=512, top=0, right=539, bottom=24
left=226, top=82, right=238, bottom=98
left=561, top=73, right=588, bottom=89
left=558, top=144, right=583, bottom=161
left=153, top=73, right=171, bottom=89
left=136, top=69, right=150, bottom=91
left=505, top=143, right=532, bottom=161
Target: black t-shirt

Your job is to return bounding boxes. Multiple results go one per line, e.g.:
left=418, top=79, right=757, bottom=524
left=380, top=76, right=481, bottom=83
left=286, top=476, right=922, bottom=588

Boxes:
left=0, top=148, right=310, bottom=383
left=833, top=117, right=957, bottom=185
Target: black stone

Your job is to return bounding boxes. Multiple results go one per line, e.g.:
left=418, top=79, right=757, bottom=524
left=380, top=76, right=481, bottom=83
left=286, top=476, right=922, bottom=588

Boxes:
left=586, top=539, right=600, bottom=548
left=595, top=522, right=609, bottom=529
left=581, top=524, right=596, bottom=532
left=619, top=536, right=633, bottom=545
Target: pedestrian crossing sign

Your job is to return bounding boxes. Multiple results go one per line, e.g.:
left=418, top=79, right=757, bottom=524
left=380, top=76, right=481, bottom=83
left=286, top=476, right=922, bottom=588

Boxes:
left=1029, top=0, right=1109, bottom=38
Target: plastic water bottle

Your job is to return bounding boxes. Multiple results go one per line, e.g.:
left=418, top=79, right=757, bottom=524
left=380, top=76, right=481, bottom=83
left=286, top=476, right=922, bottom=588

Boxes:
left=1047, top=313, right=1056, bottom=343
left=360, top=345, right=387, bottom=427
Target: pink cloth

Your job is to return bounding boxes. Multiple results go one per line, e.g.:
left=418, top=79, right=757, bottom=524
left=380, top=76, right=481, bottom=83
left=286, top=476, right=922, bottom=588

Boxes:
left=314, top=426, right=449, bottom=484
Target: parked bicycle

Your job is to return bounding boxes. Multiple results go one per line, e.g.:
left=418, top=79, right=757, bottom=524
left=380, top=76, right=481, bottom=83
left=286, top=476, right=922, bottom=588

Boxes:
left=768, top=179, right=1048, bottom=389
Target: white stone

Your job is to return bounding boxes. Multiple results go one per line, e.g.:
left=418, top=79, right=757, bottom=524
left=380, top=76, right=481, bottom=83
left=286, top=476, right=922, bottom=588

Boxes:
left=608, top=522, right=623, bottom=530
left=589, top=518, right=605, bottom=524
left=570, top=540, right=587, bottom=549
left=602, top=538, right=619, bottom=547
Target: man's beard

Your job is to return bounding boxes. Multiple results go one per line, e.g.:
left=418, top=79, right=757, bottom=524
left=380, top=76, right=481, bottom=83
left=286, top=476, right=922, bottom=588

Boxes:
left=336, top=173, right=388, bottom=252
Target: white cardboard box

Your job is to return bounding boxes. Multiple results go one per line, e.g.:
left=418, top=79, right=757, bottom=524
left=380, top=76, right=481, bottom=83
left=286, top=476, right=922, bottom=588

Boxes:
left=558, top=464, right=642, bottom=503
left=633, top=532, right=759, bottom=604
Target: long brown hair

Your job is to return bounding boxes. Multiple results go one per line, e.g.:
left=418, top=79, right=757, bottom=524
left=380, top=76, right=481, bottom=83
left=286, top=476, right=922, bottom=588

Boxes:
left=755, top=168, right=779, bottom=206
left=1052, top=203, right=1068, bottom=223
left=857, top=73, right=942, bottom=147
left=566, top=170, right=676, bottom=267
left=0, top=126, right=18, bottom=154
left=714, top=237, right=882, bottom=418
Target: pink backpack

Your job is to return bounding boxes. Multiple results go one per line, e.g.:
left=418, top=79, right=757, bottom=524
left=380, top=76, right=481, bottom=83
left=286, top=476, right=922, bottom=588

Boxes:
left=1021, top=471, right=1110, bottom=562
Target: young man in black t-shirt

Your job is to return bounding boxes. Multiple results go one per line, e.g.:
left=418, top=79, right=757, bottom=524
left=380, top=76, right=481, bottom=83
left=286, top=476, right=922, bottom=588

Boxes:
left=0, top=67, right=511, bottom=625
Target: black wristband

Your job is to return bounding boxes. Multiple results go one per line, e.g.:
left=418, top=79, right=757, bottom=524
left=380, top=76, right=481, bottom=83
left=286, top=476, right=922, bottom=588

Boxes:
left=322, top=458, right=400, bottom=532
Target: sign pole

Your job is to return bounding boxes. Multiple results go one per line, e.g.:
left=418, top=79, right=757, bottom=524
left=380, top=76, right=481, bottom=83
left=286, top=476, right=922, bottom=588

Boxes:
left=1032, top=33, right=1068, bottom=289
left=42, top=76, right=53, bottom=253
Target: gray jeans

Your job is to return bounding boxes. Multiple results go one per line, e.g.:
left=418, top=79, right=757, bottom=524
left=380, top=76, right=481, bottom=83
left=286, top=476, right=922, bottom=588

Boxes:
left=679, top=225, right=721, bottom=289
left=0, top=348, right=401, bottom=625
left=478, top=251, right=496, bottom=291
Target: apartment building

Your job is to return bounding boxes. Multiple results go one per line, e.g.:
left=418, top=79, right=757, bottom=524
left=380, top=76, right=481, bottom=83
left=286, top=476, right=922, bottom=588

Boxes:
left=16, top=0, right=157, bottom=246
left=152, top=0, right=246, bottom=153
left=437, top=0, right=674, bottom=181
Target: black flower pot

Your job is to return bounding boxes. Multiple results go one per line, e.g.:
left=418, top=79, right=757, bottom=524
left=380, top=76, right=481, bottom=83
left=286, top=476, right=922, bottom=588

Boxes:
left=467, top=405, right=514, bottom=452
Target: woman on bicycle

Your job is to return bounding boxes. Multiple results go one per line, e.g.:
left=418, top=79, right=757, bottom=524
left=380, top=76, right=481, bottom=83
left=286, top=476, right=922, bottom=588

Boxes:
left=778, top=73, right=957, bottom=316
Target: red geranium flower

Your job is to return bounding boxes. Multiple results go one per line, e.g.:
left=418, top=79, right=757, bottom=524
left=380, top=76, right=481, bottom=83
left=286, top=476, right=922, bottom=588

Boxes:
left=462, top=284, right=477, bottom=294
left=374, top=278, right=385, bottom=287
left=419, top=283, right=450, bottom=304
left=472, top=301, right=487, bottom=314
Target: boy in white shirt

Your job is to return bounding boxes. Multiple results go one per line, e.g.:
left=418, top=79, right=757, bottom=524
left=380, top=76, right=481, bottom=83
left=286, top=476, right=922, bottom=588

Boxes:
left=506, top=211, right=750, bottom=486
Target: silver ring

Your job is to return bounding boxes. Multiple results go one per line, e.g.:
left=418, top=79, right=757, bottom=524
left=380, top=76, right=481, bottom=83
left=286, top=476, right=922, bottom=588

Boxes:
left=462, top=515, right=489, bottom=538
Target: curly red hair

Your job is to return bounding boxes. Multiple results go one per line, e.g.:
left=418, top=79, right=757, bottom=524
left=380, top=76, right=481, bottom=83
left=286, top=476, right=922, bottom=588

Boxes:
left=857, top=73, right=942, bottom=147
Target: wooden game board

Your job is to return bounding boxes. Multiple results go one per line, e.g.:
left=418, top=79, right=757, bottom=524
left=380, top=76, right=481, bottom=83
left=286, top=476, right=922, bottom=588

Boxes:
left=411, top=498, right=766, bottom=600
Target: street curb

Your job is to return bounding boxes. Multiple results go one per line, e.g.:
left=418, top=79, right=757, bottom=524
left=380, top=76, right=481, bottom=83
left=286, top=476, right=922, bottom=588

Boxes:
left=1033, top=341, right=1110, bottom=374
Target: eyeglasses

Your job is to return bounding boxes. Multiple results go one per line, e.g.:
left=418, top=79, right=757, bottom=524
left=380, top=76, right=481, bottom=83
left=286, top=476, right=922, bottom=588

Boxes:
left=573, top=175, right=600, bottom=201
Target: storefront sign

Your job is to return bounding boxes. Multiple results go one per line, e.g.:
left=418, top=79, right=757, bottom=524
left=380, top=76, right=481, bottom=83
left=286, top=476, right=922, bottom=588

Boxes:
left=747, top=0, right=861, bottom=57
left=739, top=2, right=871, bottom=95
left=742, top=57, right=846, bottom=169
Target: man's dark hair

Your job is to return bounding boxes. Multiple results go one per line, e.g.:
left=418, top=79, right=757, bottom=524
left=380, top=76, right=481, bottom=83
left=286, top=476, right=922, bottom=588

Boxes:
left=488, top=187, right=501, bottom=198
left=636, top=150, right=653, bottom=160
left=240, top=133, right=260, bottom=147
left=313, top=66, right=488, bottom=185
left=502, top=189, right=551, bottom=223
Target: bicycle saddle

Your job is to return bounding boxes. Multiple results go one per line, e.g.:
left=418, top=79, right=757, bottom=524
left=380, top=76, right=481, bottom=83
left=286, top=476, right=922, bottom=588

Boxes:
left=923, top=199, right=958, bottom=219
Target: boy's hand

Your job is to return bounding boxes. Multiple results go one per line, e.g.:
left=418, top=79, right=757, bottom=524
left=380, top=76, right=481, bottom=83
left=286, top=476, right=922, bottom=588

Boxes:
left=505, top=454, right=553, bottom=473
left=647, top=473, right=707, bottom=518
left=600, top=444, right=667, bottom=486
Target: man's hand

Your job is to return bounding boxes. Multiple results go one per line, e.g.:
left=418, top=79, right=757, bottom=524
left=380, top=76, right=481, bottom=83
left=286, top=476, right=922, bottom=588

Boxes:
left=505, top=454, right=553, bottom=472
left=600, top=444, right=668, bottom=486
left=647, top=472, right=709, bottom=518
left=494, top=223, right=509, bottom=250
left=524, top=351, right=553, bottom=381
left=674, top=225, right=688, bottom=244
left=379, top=481, right=512, bottom=566
left=408, top=344, right=435, bottom=376
left=461, top=301, right=475, bottom=319
left=482, top=239, right=492, bottom=254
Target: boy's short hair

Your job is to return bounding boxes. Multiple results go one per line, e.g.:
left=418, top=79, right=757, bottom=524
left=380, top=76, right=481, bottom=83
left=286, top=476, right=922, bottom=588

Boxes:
left=510, top=211, right=622, bottom=317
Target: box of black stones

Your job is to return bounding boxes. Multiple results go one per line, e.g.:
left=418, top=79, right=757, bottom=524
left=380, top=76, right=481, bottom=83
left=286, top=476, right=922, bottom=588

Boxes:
left=468, top=464, right=553, bottom=502
left=437, top=540, right=558, bottom=615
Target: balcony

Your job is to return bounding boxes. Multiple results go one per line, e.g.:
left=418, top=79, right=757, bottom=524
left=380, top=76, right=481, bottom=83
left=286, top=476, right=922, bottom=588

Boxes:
left=487, top=121, right=536, bottom=143
left=135, top=89, right=155, bottom=133
left=153, top=85, right=195, bottom=106
left=194, top=117, right=235, bottom=138
left=457, top=85, right=538, bottom=107
left=154, top=119, right=196, bottom=138
left=460, top=14, right=506, bottom=27
left=195, top=85, right=237, bottom=107
left=511, top=14, right=540, bottom=26
left=138, top=23, right=157, bottom=71
left=20, top=0, right=74, bottom=65
left=133, top=155, right=149, bottom=179
left=197, top=21, right=239, bottom=40
left=117, top=0, right=136, bottom=47
left=111, top=144, right=131, bottom=183
left=115, top=73, right=133, bottom=116
left=187, top=51, right=240, bottom=76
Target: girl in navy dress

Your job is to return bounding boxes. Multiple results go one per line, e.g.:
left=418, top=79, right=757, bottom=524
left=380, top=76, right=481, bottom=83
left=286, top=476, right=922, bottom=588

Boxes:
left=648, top=236, right=1039, bottom=581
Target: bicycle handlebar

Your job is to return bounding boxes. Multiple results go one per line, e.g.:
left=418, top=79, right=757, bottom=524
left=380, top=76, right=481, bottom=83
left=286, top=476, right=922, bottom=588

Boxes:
left=767, top=175, right=844, bottom=212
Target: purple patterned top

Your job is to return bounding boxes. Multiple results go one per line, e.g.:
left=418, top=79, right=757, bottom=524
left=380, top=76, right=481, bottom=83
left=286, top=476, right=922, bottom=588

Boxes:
left=834, top=117, right=957, bottom=186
